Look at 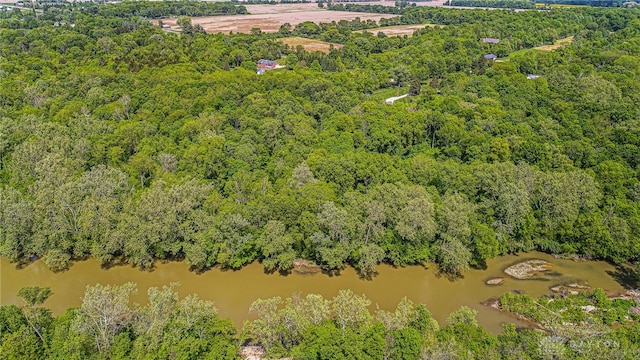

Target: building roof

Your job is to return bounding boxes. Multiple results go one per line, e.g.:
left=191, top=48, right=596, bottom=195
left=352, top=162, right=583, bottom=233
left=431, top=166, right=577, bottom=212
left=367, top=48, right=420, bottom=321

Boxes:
left=484, top=54, right=497, bottom=59
left=482, top=38, right=500, bottom=44
left=257, top=59, right=278, bottom=66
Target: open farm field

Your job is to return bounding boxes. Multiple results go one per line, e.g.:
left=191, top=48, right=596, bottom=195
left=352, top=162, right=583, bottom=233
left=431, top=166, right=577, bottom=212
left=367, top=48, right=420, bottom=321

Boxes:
left=279, top=36, right=343, bottom=53
left=358, top=23, right=439, bottom=37
left=244, top=3, right=323, bottom=14
left=161, top=4, right=393, bottom=33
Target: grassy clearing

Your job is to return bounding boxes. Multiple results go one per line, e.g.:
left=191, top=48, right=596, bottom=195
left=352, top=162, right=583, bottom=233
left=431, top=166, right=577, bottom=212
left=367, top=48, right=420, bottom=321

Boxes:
left=279, top=37, right=343, bottom=53
left=507, top=48, right=545, bottom=58
left=500, top=49, right=529, bottom=62
left=503, top=36, right=574, bottom=61
left=368, top=86, right=410, bottom=101
left=533, top=36, right=574, bottom=51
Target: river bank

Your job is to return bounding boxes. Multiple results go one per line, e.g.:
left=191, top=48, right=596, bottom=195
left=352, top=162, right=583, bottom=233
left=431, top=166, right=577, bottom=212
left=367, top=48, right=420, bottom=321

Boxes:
left=0, top=252, right=629, bottom=334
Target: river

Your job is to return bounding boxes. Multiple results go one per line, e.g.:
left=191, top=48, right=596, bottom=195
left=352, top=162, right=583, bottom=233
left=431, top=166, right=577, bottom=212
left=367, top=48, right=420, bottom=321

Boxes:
left=0, top=252, right=626, bottom=333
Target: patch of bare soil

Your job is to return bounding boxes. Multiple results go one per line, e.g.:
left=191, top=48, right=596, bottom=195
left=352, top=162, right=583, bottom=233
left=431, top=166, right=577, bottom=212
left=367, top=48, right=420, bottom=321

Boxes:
left=293, top=259, right=322, bottom=274
left=504, top=259, right=551, bottom=280
left=358, top=23, right=438, bottom=37
left=245, top=3, right=325, bottom=15
left=486, top=277, right=505, bottom=285
left=280, top=37, right=343, bottom=53
left=240, top=345, right=294, bottom=360
left=241, top=346, right=265, bottom=360
left=549, top=282, right=592, bottom=295
left=533, top=36, right=574, bottom=51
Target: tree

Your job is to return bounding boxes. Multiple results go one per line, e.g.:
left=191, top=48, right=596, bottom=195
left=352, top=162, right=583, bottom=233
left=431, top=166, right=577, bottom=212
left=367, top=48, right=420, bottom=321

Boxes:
left=361, top=200, right=386, bottom=244
left=395, top=195, right=436, bottom=244
left=288, top=161, right=318, bottom=189
left=130, top=285, right=235, bottom=359
left=298, top=294, right=331, bottom=327
left=175, top=293, right=221, bottom=343
left=247, top=297, right=283, bottom=353
left=133, top=284, right=179, bottom=346
left=76, top=283, right=137, bottom=355
left=446, top=306, right=478, bottom=328
left=317, top=201, right=349, bottom=243
left=291, top=320, right=385, bottom=360
left=215, top=213, right=255, bottom=269
left=311, top=60, right=323, bottom=72
left=435, top=237, right=472, bottom=275
left=313, top=201, right=353, bottom=269
left=376, top=297, right=418, bottom=332
left=0, top=186, right=34, bottom=262
left=409, top=78, right=421, bottom=96
left=332, top=290, right=372, bottom=332
left=425, top=111, right=445, bottom=148
left=177, top=16, right=194, bottom=35
left=17, top=287, right=53, bottom=346
left=436, top=193, right=475, bottom=275
left=355, top=243, right=384, bottom=278
left=0, top=324, right=45, bottom=360
left=279, top=23, right=293, bottom=36
left=257, top=220, right=296, bottom=272
left=128, top=152, right=157, bottom=189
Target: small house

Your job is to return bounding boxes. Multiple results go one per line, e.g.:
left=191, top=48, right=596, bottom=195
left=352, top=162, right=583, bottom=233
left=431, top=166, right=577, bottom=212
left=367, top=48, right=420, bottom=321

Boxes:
left=484, top=54, right=497, bottom=62
left=257, top=59, right=279, bottom=70
left=527, top=74, right=541, bottom=80
left=482, top=38, right=500, bottom=44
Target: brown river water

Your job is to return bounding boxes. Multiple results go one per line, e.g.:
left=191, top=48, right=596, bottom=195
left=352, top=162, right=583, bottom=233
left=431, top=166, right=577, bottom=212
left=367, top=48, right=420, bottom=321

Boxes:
left=0, top=252, right=627, bottom=333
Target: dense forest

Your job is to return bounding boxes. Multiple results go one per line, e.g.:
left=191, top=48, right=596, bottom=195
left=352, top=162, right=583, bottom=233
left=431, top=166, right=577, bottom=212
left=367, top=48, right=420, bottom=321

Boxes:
left=1, top=3, right=640, bottom=278
left=2, top=1, right=640, bottom=359
left=1, top=285, right=639, bottom=359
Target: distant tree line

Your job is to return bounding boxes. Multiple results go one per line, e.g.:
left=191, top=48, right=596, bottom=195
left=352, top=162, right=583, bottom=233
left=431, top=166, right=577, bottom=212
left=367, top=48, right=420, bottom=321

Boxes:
left=543, top=0, right=627, bottom=6
left=231, top=0, right=312, bottom=4
left=444, top=0, right=627, bottom=8
left=84, top=1, right=248, bottom=18
left=327, top=3, right=406, bottom=13
left=446, top=0, right=537, bottom=9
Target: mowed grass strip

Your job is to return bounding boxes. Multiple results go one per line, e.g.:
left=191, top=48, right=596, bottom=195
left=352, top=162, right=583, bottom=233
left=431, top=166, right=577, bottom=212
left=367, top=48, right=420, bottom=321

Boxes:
left=368, top=86, right=410, bottom=102
left=502, top=35, right=574, bottom=62
left=279, top=37, right=343, bottom=53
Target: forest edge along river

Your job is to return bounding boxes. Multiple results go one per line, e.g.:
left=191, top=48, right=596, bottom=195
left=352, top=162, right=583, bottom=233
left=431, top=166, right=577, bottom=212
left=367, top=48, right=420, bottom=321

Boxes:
left=0, top=252, right=630, bottom=334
